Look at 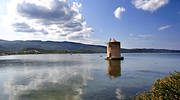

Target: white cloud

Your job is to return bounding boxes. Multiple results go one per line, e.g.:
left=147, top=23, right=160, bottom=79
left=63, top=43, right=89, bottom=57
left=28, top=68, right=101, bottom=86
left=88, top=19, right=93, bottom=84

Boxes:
left=127, top=33, right=154, bottom=48
left=129, top=33, right=153, bottom=39
left=115, top=88, right=125, bottom=100
left=6, top=0, right=93, bottom=43
left=4, top=66, right=93, bottom=100
left=129, top=33, right=134, bottom=37
left=178, top=11, right=180, bottom=14
left=132, top=0, right=169, bottom=12
left=159, top=25, right=171, bottom=31
left=114, top=7, right=125, bottom=19
left=137, top=34, right=152, bottom=38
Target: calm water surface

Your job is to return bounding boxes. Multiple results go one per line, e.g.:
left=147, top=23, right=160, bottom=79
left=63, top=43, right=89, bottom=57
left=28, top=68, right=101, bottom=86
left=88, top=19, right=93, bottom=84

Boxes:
left=0, top=53, right=180, bottom=100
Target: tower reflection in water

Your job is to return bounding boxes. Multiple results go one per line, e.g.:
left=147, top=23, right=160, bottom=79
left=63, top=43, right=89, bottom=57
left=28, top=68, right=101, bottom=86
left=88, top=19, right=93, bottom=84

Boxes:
left=106, top=60, right=121, bottom=79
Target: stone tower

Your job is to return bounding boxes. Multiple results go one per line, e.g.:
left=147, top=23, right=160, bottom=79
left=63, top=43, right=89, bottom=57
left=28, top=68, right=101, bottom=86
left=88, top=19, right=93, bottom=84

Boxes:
left=105, top=39, right=124, bottom=60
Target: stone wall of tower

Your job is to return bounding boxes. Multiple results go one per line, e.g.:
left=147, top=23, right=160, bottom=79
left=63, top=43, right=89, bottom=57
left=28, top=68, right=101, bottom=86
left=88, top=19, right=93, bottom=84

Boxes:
left=107, top=42, right=121, bottom=58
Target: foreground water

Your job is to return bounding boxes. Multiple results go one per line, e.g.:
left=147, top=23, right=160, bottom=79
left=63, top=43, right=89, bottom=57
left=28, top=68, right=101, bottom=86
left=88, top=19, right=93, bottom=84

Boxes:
left=0, top=53, right=180, bottom=100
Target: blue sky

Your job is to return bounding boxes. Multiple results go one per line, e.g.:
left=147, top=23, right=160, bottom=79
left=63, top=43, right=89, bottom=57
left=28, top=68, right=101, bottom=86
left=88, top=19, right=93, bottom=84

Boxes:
left=0, top=0, right=180, bottom=49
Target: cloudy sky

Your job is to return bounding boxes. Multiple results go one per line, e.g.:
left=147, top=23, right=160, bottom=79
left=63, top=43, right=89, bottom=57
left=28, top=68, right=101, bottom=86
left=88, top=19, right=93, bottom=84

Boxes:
left=0, top=0, right=180, bottom=49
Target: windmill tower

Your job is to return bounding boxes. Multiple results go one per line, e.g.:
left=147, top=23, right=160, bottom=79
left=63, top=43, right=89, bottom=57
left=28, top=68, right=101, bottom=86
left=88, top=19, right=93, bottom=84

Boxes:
left=105, top=39, right=124, bottom=60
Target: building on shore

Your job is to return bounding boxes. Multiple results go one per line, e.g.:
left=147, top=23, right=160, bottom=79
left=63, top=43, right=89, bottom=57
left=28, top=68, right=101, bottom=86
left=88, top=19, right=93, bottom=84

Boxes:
left=105, top=39, right=124, bottom=60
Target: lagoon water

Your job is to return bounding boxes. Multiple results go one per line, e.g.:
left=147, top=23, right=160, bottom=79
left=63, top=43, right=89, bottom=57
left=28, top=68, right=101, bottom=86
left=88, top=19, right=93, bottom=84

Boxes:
left=0, top=53, right=180, bottom=100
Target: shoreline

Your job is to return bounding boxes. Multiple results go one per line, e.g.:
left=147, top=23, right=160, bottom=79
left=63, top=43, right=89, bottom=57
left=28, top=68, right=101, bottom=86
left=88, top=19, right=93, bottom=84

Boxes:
left=1, top=52, right=180, bottom=57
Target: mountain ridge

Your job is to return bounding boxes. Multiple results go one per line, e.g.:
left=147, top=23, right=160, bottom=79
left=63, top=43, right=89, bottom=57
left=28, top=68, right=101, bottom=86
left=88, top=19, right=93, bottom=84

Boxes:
left=0, top=39, right=180, bottom=54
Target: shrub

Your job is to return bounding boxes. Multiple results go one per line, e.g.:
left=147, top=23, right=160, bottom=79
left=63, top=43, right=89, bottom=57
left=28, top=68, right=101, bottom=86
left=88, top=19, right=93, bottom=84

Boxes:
left=135, top=72, right=180, bottom=100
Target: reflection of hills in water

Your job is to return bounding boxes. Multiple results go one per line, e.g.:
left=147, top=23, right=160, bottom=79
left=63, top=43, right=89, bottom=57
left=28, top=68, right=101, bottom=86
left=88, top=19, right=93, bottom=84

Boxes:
left=107, top=60, right=121, bottom=79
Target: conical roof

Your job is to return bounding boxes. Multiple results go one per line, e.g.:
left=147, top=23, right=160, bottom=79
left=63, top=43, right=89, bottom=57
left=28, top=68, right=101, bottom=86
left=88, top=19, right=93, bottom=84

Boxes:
left=111, top=39, right=117, bottom=42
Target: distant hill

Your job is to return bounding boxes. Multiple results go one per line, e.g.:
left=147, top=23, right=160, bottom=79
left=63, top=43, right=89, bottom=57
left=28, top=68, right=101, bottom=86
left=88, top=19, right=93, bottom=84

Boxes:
left=0, top=39, right=180, bottom=54
left=121, top=48, right=180, bottom=53
left=0, top=40, right=106, bottom=54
